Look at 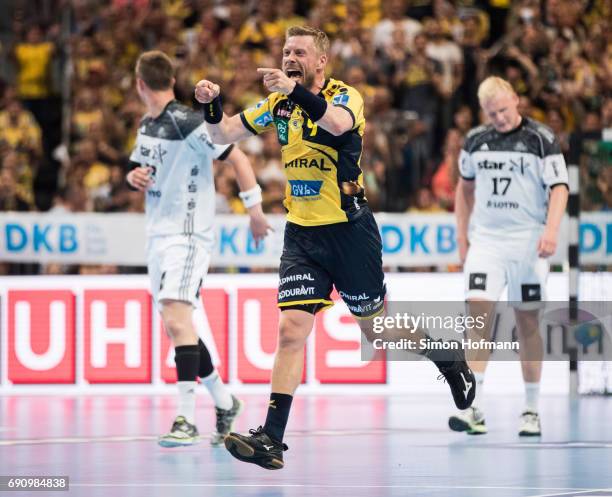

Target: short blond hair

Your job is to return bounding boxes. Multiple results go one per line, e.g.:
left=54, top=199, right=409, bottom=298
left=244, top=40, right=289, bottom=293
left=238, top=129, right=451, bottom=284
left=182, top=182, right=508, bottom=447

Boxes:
left=286, top=25, right=330, bottom=55
left=477, top=76, right=516, bottom=105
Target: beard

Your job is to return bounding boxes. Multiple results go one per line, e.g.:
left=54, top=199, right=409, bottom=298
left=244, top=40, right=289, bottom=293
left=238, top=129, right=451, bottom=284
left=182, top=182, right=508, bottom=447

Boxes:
left=302, top=70, right=315, bottom=89
left=284, top=62, right=315, bottom=89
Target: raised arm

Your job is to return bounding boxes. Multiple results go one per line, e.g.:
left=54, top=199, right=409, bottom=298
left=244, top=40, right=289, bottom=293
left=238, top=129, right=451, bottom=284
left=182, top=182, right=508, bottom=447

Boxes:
left=194, top=80, right=253, bottom=144
left=257, top=68, right=354, bottom=136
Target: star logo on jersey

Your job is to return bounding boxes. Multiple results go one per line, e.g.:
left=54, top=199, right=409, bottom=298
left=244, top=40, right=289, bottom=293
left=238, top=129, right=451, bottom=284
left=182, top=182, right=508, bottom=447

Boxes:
left=152, top=144, right=167, bottom=164
left=478, top=160, right=504, bottom=170
left=509, top=157, right=530, bottom=175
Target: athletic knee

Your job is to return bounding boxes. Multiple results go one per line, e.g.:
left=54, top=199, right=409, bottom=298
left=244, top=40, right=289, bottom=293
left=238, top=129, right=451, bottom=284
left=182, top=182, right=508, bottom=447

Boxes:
left=516, top=323, right=540, bottom=340
left=357, top=317, right=379, bottom=343
left=516, top=313, right=540, bottom=339
left=278, top=316, right=310, bottom=351
left=360, top=326, right=378, bottom=344
left=163, top=316, right=192, bottom=340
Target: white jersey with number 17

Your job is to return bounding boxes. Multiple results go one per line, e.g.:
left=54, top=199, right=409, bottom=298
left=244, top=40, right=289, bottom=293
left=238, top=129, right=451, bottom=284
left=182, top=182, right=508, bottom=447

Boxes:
left=459, top=117, right=568, bottom=242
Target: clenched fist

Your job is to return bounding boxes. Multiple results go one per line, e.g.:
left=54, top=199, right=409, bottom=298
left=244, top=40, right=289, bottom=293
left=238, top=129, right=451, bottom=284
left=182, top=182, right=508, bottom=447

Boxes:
left=127, top=166, right=153, bottom=191
left=194, top=80, right=221, bottom=103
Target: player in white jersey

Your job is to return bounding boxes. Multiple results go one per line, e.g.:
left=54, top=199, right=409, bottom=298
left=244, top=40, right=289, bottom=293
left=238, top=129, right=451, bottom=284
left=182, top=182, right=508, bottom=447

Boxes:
left=127, top=51, right=270, bottom=447
left=451, top=76, right=568, bottom=436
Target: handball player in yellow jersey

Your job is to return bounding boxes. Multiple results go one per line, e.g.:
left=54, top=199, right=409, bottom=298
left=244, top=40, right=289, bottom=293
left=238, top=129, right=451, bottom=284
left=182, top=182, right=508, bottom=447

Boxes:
left=195, top=25, right=475, bottom=470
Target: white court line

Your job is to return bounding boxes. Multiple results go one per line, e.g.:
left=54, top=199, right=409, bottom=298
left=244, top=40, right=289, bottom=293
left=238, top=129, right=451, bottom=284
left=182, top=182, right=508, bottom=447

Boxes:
left=527, top=489, right=612, bottom=497
left=1, top=430, right=612, bottom=447
left=0, top=435, right=158, bottom=446
left=0, top=428, right=401, bottom=446
left=0, top=429, right=437, bottom=446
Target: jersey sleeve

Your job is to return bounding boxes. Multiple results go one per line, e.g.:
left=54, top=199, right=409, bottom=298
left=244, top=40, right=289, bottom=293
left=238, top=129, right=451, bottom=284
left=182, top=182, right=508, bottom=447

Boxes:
left=329, top=84, right=364, bottom=129
left=188, top=122, right=234, bottom=160
left=129, top=133, right=144, bottom=164
left=541, top=143, right=569, bottom=187
left=537, top=126, right=569, bottom=188
left=458, top=148, right=475, bottom=180
left=239, top=97, right=275, bottom=135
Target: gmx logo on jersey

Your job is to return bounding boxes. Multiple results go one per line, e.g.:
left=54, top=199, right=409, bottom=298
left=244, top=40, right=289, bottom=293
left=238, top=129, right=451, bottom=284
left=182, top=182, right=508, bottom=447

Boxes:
left=254, top=111, right=273, bottom=127
left=289, top=180, right=323, bottom=198
left=332, top=94, right=350, bottom=106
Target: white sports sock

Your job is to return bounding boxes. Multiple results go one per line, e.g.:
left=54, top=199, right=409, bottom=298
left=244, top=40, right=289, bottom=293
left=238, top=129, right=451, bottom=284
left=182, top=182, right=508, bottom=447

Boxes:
left=524, top=382, right=540, bottom=413
left=470, top=372, right=486, bottom=410
left=201, top=371, right=233, bottom=410
left=177, top=381, right=197, bottom=424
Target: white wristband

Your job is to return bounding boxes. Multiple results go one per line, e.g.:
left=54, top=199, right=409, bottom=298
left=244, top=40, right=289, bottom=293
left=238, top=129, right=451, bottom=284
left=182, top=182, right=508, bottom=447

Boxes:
left=239, top=184, right=263, bottom=209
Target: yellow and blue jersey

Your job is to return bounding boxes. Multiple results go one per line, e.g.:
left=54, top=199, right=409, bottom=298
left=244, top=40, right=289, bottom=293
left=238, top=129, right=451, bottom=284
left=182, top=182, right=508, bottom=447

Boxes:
left=240, top=78, right=367, bottom=226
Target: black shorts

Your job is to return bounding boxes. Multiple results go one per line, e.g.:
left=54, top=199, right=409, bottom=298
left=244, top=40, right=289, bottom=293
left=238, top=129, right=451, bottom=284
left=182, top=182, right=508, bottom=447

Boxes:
left=277, top=207, right=386, bottom=319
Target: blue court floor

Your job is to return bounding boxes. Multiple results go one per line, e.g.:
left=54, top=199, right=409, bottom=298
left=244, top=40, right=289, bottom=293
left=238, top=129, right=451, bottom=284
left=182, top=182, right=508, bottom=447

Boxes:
left=1, top=395, right=611, bottom=497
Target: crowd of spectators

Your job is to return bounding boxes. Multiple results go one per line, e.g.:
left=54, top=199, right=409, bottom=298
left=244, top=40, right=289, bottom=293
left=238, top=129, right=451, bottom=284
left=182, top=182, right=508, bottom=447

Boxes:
left=0, top=0, right=610, bottom=274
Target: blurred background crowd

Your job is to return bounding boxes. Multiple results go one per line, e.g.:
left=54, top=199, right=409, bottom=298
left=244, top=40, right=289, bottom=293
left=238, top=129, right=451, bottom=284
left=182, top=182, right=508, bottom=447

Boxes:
left=0, top=0, right=610, bottom=274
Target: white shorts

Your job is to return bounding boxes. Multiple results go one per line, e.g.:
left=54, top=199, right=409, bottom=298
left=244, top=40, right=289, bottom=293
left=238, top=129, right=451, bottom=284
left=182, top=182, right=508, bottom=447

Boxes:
left=147, top=235, right=212, bottom=307
left=464, top=238, right=548, bottom=306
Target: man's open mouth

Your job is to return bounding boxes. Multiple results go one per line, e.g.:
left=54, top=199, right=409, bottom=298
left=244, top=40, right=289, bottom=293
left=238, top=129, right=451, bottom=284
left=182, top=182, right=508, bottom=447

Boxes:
left=285, top=69, right=303, bottom=79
